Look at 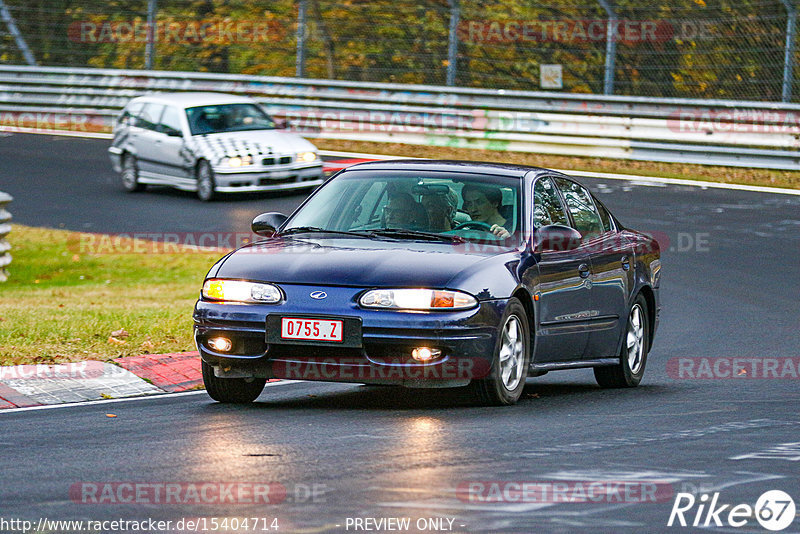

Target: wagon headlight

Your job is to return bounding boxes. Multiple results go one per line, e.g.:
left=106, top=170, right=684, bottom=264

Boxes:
left=223, top=156, right=253, bottom=168
left=296, top=151, right=317, bottom=163
left=202, top=279, right=281, bottom=303
left=359, top=289, right=477, bottom=311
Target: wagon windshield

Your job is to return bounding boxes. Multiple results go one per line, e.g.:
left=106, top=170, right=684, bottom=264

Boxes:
left=284, top=169, right=523, bottom=246
left=185, top=103, right=276, bottom=135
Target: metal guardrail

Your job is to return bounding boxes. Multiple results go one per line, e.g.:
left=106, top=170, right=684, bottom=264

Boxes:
left=0, top=192, right=12, bottom=282
left=1, top=65, right=800, bottom=170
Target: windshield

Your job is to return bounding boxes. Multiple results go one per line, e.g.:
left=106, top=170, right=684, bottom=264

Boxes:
left=284, top=170, right=523, bottom=246
left=186, top=103, right=276, bottom=135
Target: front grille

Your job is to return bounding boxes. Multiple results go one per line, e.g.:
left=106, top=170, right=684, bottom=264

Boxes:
left=262, top=155, right=293, bottom=166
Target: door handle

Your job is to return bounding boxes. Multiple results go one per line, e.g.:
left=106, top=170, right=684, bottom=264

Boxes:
left=621, top=256, right=630, bottom=271
left=578, top=263, right=591, bottom=278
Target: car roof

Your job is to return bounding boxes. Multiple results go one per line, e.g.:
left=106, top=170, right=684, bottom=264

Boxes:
left=343, top=159, right=556, bottom=178
left=129, top=92, right=256, bottom=108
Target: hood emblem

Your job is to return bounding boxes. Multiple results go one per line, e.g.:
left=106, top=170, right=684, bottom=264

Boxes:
left=310, top=291, right=328, bottom=300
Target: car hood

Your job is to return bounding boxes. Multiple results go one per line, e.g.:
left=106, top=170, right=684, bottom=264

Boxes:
left=189, top=130, right=317, bottom=164
left=211, top=237, right=512, bottom=289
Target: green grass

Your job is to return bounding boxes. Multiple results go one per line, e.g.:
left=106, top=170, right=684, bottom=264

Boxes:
left=0, top=225, right=221, bottom=365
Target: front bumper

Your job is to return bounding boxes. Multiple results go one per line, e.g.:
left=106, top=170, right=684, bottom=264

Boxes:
left=193, top=284, right=507, bottom=388
left=212, top=162, right=324, bottom=193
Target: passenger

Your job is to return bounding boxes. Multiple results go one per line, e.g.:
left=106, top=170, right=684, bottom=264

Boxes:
left=383, top=192, right=428, bottom=230
left=420, top=188, right=459, bottom=232
left=460, top=184, right=513, bottom=238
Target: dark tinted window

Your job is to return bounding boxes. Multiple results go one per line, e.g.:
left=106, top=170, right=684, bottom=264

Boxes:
left=186, top=104, right=276, bottom=135
left=554, top=177, right=603, bottom=239
left=596, top=200, right=614, bottom=233
left=136, top=103, right=164, bottom=131
left=158, top=106, right=183, bottom=136
left=533, top=177, right=569, bottom=228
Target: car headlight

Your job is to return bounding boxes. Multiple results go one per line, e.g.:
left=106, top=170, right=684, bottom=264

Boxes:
left=222, top=156, right=253, bottom=168
left=296, top=151, right=317, bottom=163
left=202, top=279, right=282, bottom=303
left=359, top=289, right=477, bottom=311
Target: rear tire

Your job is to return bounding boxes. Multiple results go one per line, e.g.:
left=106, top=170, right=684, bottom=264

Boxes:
left=196, top=160, right=216, bottom=201
left=468, top=297, right=530, bottom=406
left=202, top=360, right=266, bottom=403
left=594, top=294, right=649, bottom=388
left=121, top=154, right=144, bottom=192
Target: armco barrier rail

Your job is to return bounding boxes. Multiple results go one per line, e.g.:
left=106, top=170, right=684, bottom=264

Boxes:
left=1, top=65, right=800, bottom=170
left=0, top=192, right=11, bottom=282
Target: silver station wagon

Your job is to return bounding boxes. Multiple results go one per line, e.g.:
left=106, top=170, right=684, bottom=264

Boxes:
left=108, top=92, right=324, bottom=201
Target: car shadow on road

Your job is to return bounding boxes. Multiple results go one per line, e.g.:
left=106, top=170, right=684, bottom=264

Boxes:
left=199, top=380, right=672, bottom=412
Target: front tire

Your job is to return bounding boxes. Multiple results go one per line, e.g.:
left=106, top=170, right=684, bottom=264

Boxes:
left=196, top=160, right=216, bottom=201
left=594, top=294, right=649, bottom=388
left=202, top=360, right=266, bottom=403
left=468, top=297, right=530, bottom=406
left=121, top=154, right=144, bottom=192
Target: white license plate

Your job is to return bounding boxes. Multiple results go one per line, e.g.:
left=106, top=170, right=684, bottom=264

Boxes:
left=280, top=317, right=343, bottom=342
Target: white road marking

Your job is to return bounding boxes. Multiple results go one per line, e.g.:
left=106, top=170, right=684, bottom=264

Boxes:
left=0, top=380, right=303, bottom=414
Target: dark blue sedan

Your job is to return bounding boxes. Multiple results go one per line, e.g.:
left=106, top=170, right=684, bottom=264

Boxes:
left=194, top=160, right=661, bottom=405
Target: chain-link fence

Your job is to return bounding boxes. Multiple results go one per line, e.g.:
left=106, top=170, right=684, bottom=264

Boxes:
left=1, top=0, right=798, bottom=102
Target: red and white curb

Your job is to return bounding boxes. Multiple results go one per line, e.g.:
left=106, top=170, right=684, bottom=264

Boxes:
left=0, top=352, right=204, bottom=409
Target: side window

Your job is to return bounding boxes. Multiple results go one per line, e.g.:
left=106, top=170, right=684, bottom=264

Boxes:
left=118, top=101, right=144, bottom=126
left=350, top=181, right=386, bottom=229
left=596, top=200, right=615, bottom=233
left=158, top=106, right=183, bottom=137
left=554, top=177, right=603, bottom=240
left=533, top=177, right=569, bottom=229
left=136, top=103, right=164, bottom=131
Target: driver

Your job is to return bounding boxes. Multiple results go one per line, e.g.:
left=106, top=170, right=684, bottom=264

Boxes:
left=383, top=192, right=428, bottom=230
left=461, top=184, right=512, bottom=238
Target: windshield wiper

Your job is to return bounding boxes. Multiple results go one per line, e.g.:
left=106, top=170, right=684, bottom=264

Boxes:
left=278, top=226, right=371, bottom=238
left=368, top=228, right=465, bottom=243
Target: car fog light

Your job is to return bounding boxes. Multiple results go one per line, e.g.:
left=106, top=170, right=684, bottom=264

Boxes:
left=208, top=337, right=232, bottom=352
left=412, top=347, right=441, bottom=362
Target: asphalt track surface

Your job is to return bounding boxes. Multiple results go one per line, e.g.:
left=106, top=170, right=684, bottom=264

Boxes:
left=1, top=132, right=800, bottom=533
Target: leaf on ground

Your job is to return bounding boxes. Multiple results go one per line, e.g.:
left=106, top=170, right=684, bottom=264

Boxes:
left=111, top=328, right=130, bottom=338
left=107, top=336, right=126, bottom=345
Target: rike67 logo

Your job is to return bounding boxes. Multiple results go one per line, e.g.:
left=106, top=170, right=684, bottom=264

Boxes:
left=668, top=490, right=796, bottom=531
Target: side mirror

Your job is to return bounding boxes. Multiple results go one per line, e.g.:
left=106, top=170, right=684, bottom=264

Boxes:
left=534, top=224, right=582, bottom=252
left=273, top=118, right=288, bottom=129
left=252, top=212, right=288, bottom=236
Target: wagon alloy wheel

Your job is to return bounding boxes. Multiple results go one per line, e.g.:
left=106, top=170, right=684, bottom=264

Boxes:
left=201, top=360, right=266, bottom=403
left=594, top=294, right=650, bottom=388
left=196, top=161, right=216, bottom=202
left=468, top=297, right=530, bottom=406
left=121, top=154, right=144, bottom=192
left=499, top=316, right=525, bottom=391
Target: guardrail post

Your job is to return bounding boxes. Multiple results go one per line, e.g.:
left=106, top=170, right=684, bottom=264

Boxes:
left=296, top=0, right=307, bottom=78
left=0, top=0, right=36, bottom=66
left=0, top=192, right=12, bottom=282
left=144, top=0, right=157, bottom=70
left=446, top=0, right=460, bottom=86
left=597, top=0, right=617, bottom=95
left=782, top=0, right=797, bottom=102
